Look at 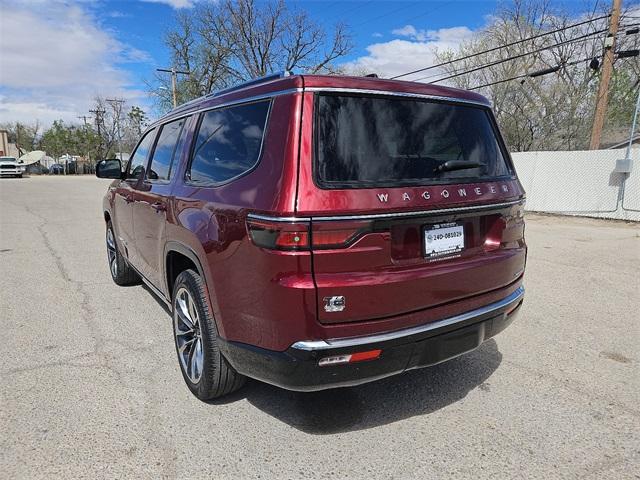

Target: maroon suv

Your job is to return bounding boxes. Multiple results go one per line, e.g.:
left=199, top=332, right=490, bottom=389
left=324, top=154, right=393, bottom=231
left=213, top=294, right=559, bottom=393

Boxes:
left=97, top=72, right=526, bottom=400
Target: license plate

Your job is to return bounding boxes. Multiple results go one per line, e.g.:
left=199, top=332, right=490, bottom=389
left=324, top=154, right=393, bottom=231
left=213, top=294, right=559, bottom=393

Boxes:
left=424, top=223, right=464, bottom=258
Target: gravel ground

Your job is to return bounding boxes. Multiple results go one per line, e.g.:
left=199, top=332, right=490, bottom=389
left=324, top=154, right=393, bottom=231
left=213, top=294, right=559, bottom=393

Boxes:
left=1, top=175, right=638, bottom=479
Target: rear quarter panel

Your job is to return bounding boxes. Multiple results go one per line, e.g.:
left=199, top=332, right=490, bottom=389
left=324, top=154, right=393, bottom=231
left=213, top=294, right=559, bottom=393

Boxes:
left=166, top=93, right=316, bottom=347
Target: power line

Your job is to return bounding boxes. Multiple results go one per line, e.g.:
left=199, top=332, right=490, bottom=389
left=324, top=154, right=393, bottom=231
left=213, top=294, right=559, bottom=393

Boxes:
left=429, top=27, right=609, bottom=84
left=326, top=0, right=374, bottom=23
left=395, top=1, right=453, bottom=28
left=353, top=1, right=422, bottom=28
left=409, top=24, right=618, bottom=83
left=390, top=13, right=610, bottom=80
left=468, top=54, right=601, bottom=90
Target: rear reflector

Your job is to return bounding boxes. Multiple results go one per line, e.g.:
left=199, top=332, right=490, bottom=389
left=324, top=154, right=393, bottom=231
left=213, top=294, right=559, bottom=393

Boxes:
left=318, top=349, right=382, bottom=367
left=505, top=300, right=522, bottom=315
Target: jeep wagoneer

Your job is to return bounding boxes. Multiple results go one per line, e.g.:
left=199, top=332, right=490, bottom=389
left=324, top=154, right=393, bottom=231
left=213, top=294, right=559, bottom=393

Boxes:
left=97, top=72, right=526, bottom=400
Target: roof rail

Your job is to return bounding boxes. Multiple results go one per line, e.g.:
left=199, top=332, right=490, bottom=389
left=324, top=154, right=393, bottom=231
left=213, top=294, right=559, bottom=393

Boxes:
left=207, top=71, right=291, bottom=99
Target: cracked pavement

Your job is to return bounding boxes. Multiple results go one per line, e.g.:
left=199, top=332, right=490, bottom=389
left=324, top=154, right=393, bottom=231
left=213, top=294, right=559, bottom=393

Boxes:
left=1, top=176, right=639, bottom=479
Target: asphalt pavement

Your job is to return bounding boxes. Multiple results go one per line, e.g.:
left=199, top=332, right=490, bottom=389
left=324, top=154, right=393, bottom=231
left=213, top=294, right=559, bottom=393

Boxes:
left=1, top=175, right=638, bottom=479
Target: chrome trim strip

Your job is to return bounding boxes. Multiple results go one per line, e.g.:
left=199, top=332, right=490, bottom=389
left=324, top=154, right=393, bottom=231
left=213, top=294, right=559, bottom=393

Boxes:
left=312, top=200, right=522, bottom=221
left=246, top=200, right=522, bottom=223
left=149, top=88, right=303, bottom=128
left=247, top=213, right=311, bottom=223
left=138, top=272, right=171, bottom=308
left=152, top=84, right=489, bottom=130
left=291, top=286, right=525, bottom=351
left=304, top=87, right=490, bottom=107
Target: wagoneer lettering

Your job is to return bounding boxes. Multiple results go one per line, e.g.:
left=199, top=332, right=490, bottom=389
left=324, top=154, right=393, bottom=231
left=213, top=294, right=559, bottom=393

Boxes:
left=97, top=72, right=526, bottom=399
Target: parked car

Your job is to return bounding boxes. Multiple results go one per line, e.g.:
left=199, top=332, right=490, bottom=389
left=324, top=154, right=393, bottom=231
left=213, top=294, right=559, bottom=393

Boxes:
left=0, top=156, right=25, bottom=178
left=49, top=164, right=65, bottom=175
left=26, top=162, right=49, bottom=175
left=97, top=72, right=526, bottom=400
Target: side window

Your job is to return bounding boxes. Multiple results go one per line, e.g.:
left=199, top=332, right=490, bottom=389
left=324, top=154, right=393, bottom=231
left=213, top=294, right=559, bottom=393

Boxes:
left=127, top=129, right=156, bottom=179
left=188, top=100, right=270, bottom=184
left=147, top=117, right=187, bottom=181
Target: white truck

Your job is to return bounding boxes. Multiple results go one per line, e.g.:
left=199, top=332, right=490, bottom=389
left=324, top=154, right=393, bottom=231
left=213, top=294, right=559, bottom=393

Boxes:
left=0, top=156, right=25, bottom=178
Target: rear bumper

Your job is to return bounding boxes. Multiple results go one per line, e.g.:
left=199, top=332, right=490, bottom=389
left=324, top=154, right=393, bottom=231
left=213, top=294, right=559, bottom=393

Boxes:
left=218, top=286, right=524, bottom=391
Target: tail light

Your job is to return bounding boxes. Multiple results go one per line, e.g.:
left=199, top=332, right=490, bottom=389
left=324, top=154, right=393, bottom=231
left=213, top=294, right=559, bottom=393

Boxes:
left=311, top=219, right=372, bottom=249
left=246, top=219, right=310, bottom=251
left=247, top=217, right=372, bottom=251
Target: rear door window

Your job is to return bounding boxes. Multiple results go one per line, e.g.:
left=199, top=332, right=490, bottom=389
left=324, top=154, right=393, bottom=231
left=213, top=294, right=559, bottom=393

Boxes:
left=147, top=117, right=187, bottom=181
left=315, top=94, right=512, bottom=188
left=188, top=100, right=271, bottom=185
left=127, top=129, right=156, bottom=179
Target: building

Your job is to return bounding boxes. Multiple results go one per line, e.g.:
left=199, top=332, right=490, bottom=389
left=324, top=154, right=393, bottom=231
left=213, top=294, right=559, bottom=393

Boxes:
left=0, top=130, right=20, bottom=158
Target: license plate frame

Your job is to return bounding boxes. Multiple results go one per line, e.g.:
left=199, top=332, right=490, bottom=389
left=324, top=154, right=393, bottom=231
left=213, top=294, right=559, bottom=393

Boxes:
left=423, top=222, right=465, bottom=259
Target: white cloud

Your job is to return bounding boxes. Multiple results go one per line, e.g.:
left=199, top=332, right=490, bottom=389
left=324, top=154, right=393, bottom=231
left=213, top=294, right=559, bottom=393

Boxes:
left=343, top=25, right=475, bottom=80
left=0, top=2, right=152, bottom=126
left=140, top=0, right=196, bottom=8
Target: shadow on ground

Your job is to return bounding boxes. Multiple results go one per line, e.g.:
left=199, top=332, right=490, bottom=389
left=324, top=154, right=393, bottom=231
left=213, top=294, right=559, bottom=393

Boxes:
left=141, top=284, right=502, bottom=434
left=210, top=340, right=502, bottom=435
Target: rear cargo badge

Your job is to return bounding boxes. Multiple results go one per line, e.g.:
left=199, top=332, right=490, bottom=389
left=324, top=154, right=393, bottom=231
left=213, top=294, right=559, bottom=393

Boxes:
left=375, top=183, right=511, bottom=203
left=324, top=296, right=346, bottom=312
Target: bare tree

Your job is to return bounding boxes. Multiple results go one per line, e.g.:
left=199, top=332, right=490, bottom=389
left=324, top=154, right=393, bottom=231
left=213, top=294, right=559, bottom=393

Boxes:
left=152, top=0, right=352, bottom=112
left=0, top=121, right=42, bottom=155
left=433, top=0, right=639, bottom=150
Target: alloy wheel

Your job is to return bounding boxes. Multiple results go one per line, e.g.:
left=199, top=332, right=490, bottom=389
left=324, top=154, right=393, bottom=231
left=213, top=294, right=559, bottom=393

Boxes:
left=174, top=287, right=204, bottom=384
left=106, top=227, right=117, bottom=278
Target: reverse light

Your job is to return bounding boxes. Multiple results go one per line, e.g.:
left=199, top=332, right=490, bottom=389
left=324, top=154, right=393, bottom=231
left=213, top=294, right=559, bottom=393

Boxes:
left=318, top=349, right=382, bottom=367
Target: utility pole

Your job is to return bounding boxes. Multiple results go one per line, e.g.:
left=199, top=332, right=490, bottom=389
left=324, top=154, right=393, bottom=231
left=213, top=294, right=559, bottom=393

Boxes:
left=89, top=108, right=106, bottom=161
left=106, top=99, right=125, bottom=161
left=157, top=67, right=190, bottom=108
left=589, top=0, right=622, bottom=150
left=77, top=116, right=91, bottom=173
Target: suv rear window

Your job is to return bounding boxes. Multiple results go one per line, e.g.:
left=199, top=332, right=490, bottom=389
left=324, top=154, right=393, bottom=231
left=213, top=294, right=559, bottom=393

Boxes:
left=315, top=94, right=512, bottom=188
left=188, top=100, right=271, bottom=185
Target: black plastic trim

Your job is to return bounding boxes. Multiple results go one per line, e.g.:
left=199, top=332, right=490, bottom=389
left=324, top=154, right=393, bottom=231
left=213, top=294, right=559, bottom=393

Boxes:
left=217, top=294, right=524, bottom=392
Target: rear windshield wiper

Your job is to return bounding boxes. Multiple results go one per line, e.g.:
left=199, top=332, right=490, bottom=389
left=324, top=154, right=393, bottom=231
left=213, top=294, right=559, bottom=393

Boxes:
left=434, top=160, right=485, bottom=173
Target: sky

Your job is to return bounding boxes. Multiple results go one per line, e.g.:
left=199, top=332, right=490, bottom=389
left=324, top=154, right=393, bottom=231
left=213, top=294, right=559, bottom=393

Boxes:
left=0, top=0, right=626, bottom=127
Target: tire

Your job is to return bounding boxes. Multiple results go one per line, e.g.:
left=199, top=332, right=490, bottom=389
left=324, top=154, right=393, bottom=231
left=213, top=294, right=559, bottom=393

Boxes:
left=172, top=269, right=246, bottom=400
left=105, top=221, right=140, bottom=286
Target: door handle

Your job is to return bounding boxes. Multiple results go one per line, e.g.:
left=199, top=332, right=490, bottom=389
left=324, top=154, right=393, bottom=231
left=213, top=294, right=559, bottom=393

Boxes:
left=151, top=202, right=167, bottom=212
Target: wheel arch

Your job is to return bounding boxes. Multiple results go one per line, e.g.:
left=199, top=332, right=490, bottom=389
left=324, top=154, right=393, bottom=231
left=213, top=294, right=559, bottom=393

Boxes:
left=164, top=241, right=224, bottom=336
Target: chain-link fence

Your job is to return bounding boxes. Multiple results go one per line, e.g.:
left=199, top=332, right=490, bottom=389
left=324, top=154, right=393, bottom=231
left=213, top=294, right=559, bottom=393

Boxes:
left=511, top=147, right=640, bottom=221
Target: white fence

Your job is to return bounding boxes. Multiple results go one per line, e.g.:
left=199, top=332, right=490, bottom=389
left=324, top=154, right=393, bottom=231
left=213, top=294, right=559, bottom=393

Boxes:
left=511, top=148, right=640, bottom=222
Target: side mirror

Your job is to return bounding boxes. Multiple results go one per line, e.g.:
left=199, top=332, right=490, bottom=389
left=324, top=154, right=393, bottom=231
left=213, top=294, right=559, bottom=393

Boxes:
left=96, top=159, right=124, bottom=179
